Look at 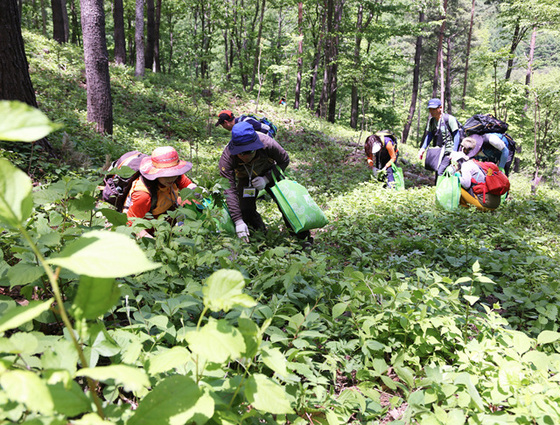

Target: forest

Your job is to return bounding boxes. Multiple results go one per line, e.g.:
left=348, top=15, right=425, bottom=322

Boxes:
left=1, top=0, right=560, bottom=423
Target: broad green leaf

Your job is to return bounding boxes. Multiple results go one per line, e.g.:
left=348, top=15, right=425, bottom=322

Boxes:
left=147, top=347, right=191, bottom=375
left=537, top=330, right=560, bottom=345
left=394, top=364, right=415, bottom=388
left=47, top=230, right=161, bottom=278
left=244, top=374, right=294, bottom=414
left=0, top=159, right=33, bottom=228
left=7, top=332, right=39, bottom=354
left=202, top=269, right=256, bottom=312
left=7, top=262, right=45, bottom=287
left=509, top=330, right=532, bottom=355
left=127, top=375, right=208, bottom=425
left=0, top=299, right=53, bottom=333
left=463, top=295, right=479, bottom=306
left=49, top=381, right=92, bottom=416
left=261, top=345, right=288, bottom=377
left=76, top=365, right=149, bottom=393
left=184, top=318, right=245, bottom=364
left=0, top=100, right=62, bottom=142
left=72, top=413, right=115, bottom=425
left=472, top=261, right=480, bottom=273
left=0, top=370, right=54, bottom=414
left=454, top=373, right=484, bottom=411
left=71, top=276, right=121, bottom=320
left=332, top=302, right=348, bottom=319
left=98, top=208, right=128, bottom=227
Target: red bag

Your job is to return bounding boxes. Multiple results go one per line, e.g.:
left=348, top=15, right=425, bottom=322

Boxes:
left=471, top=160, right=510, bottom=203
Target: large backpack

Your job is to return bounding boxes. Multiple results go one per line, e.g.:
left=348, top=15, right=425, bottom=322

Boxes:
left=497, top=133, right=516, bottom=152
left=239, top=114, right=278, bottom=139
left=101, top=151, right=156, bottom=212
left=472, top=160, right=510, bottom=203
left=463, top=114, right=508, bottom=136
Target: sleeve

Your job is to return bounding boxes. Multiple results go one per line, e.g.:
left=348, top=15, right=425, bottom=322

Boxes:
left=421, top=118, right=434, bottom=149
left=486, top=134, right=509, bottom=168
left=384, top=139, right=397, bottom=168
left=127, top=191, right=152, bottom=220
left=448, top=116, right=460, bottom=151
left=219, top=148, right=243, bottom=223
left=261, top=134, right=289, bottom=183
left=177, top=174, right=196, bottom=190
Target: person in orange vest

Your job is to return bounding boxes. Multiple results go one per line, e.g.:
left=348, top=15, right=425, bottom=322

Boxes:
left=364, top=131, right=398, bottom=188
left=124, top=146, right=198, bottom=238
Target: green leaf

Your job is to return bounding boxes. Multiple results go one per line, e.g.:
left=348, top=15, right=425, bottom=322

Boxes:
left=71, top=413, right=115, bottom=425
left=71, top=276, right=121, bottom=320
left=463, top=295, right=479, bottom=305
left=454, top=372, right=484, bottom=411
left=332, top=302, right=348, bottom=319
left=537, top=330, right=560, bottom=345
left=0, top=100, right=62, bottom=142
left=98, top=208, right=128, bottom=227
left=202, top=269, right=256, bottom=312
left=509, top=330, right=532, bottom=355
left=184, top=318, right=245, bottom=364
left=244, top=374, right=294, bottom=414
left=47, top=230, right=161, bottom=278
left=7, top=262, right=45, bottom=287
left=0, top=370, right=54, bottom=414
left=261, top=345, right=288, bottom=377
left=49, top=381, right=92, bottom=416
left=0, top=159, right=33, bottom=228
left=0, top=299, right=53, bottom=333
left=127, top=375, right=211, bottom=425
left=76, top=365, right=149, bottom=393
left=147, top=347, right=191, bottom=376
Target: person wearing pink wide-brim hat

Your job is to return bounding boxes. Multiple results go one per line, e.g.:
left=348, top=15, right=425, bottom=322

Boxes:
left=124, top=146, right=198, bottom=238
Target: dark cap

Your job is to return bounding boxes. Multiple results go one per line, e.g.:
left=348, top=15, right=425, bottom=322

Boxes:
left=427, top=98, right=442, bottom=109
left=227, top=122, right=264, bottom=155
left=215, top=110, right=234, bottom=126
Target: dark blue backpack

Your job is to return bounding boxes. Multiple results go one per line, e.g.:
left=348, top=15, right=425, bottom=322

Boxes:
left=239, top=114, right=278, bottom=139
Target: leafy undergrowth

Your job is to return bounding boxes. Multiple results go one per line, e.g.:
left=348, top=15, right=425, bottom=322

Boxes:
left=1, top=33, right=560, bottom=425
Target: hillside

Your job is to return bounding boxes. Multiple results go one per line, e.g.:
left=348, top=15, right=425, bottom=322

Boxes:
left=1, top=31, right=560, bottom=424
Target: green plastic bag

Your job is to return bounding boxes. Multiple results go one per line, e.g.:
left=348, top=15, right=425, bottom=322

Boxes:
left=435, top=170, right=461, bottom=211
left=391, top=164, right=405, bottom=191
left=270, top=167, right=328, bottom=233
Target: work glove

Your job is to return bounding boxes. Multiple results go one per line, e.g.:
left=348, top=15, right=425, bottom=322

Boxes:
left=367, top=158, right=374, bottom=168
left=235, top=219, right=249, bottom=242
left=251, top=176, right=269, bottom=191
left=418, top=148, right=426, bottom=161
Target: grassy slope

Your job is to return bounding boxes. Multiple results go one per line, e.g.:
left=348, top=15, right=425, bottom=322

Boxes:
left=5, top=31, right=560, bottom=421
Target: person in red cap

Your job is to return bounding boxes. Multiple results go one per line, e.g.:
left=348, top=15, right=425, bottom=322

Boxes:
left=218, top=122, right=311, bottom=245
left=215, top=110, right=275, bottom=137
left=124, top=146, right=198, bottom=238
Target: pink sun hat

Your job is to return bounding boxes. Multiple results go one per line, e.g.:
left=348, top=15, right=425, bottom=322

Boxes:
left=139, top=146, right=192, bottom=180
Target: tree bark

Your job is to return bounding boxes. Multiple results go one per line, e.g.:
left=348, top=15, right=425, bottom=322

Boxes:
left=525, top=26, right=537, bottom=88
left=294, top=2, right=303, bottom=110
left=327, top=0, right=344, bottom=123
left=51, top=0, right=68, bottom=42
left=135, top=0, right=145, bottom=77
left=0, top=0, right=41, bottom=107
left=153, top=0, right=161, bottom=72
left=250, top=0, right=266, bottom=91
left=145, top=0, right=155, bottom=70
left=461, top=0, right=475, bottom=109
left=68, top=0, right=79, bottom=44
left=505, top=23, right=528, bottom=80
left=445, top=37, right=452, bottom=114
left=80, top=0, right=113, bottom=134
left=402, top=11, right=424, bottom=144
left=40, top=0, right=47, bottom=36
left=432, top=0, right=447, bottom=99
left=113, top=0, right=126, bottom=64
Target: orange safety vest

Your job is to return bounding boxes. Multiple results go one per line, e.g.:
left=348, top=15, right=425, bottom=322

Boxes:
left=125, top=178, right=180, bottom=218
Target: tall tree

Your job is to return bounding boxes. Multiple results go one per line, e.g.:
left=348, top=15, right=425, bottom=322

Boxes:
left=250, top=0, right=266, bottom=91
left=145, top=0, right=155, bottom=69
left=1, top=0, right=41, bottom=107
left=80, top=0, right=113, bottom=134
left=152, top=0, right=162, bottom=72
left=432, top=0, right=447, bottom=101
left=327, top=0, right=344, bottom=123
left=294, top=2, right=303, bottom=110
left=113, top=0, right=126, bottom=64
left=135, top=0, right=145, bottom=77
left=51, top=0, right=68, bottom=42
left=402, top=11, right=424, bottom=144
left=461, top=0, right=475, bottom=109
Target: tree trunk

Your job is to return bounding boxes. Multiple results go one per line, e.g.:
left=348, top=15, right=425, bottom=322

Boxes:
left=402, top=11, right=424, bottom=144
left=135, top=0, right=145, bottom=78
left=505, top=23, right=528, bottom=80
left=432, top=0, right=447, bottom=99
left=113, top=0, right=126, bottom=64
left=40, top=0, right=47, bottom=36
left=153, top=0, right=161, bottom=72
left=349, top=5, right=363, bottom=129
left=294, top=2, right=303, bottom=110
left=80, top=0, right=113, bottom=134
left=327, top=0, right=344, bottom=123
left=145, top=0, right=154, bottom=70
left=250, top=0, right=266, bottom=91
left=461, top=0, right=475, bottom=109
left=51, top=0, right=67, bottom=42
left=68, top=0, right=79, bottom=44
left=318, top=0, right=334, bottom=119
left=0, top=0, right=41, bottom=107
left=525, top=26, right=537, bottom=88
left=445, top=37, right=452, bottom=114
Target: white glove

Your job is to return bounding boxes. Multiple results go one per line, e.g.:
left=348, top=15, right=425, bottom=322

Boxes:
left=251, top=176, right=269, bottom=191
left=235, top=219, right=249, bottom=242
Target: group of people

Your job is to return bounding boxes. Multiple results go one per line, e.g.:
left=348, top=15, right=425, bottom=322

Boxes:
left=365, top=97, right=514, bottom=211
left=124, top=109, right=311, bottom=245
